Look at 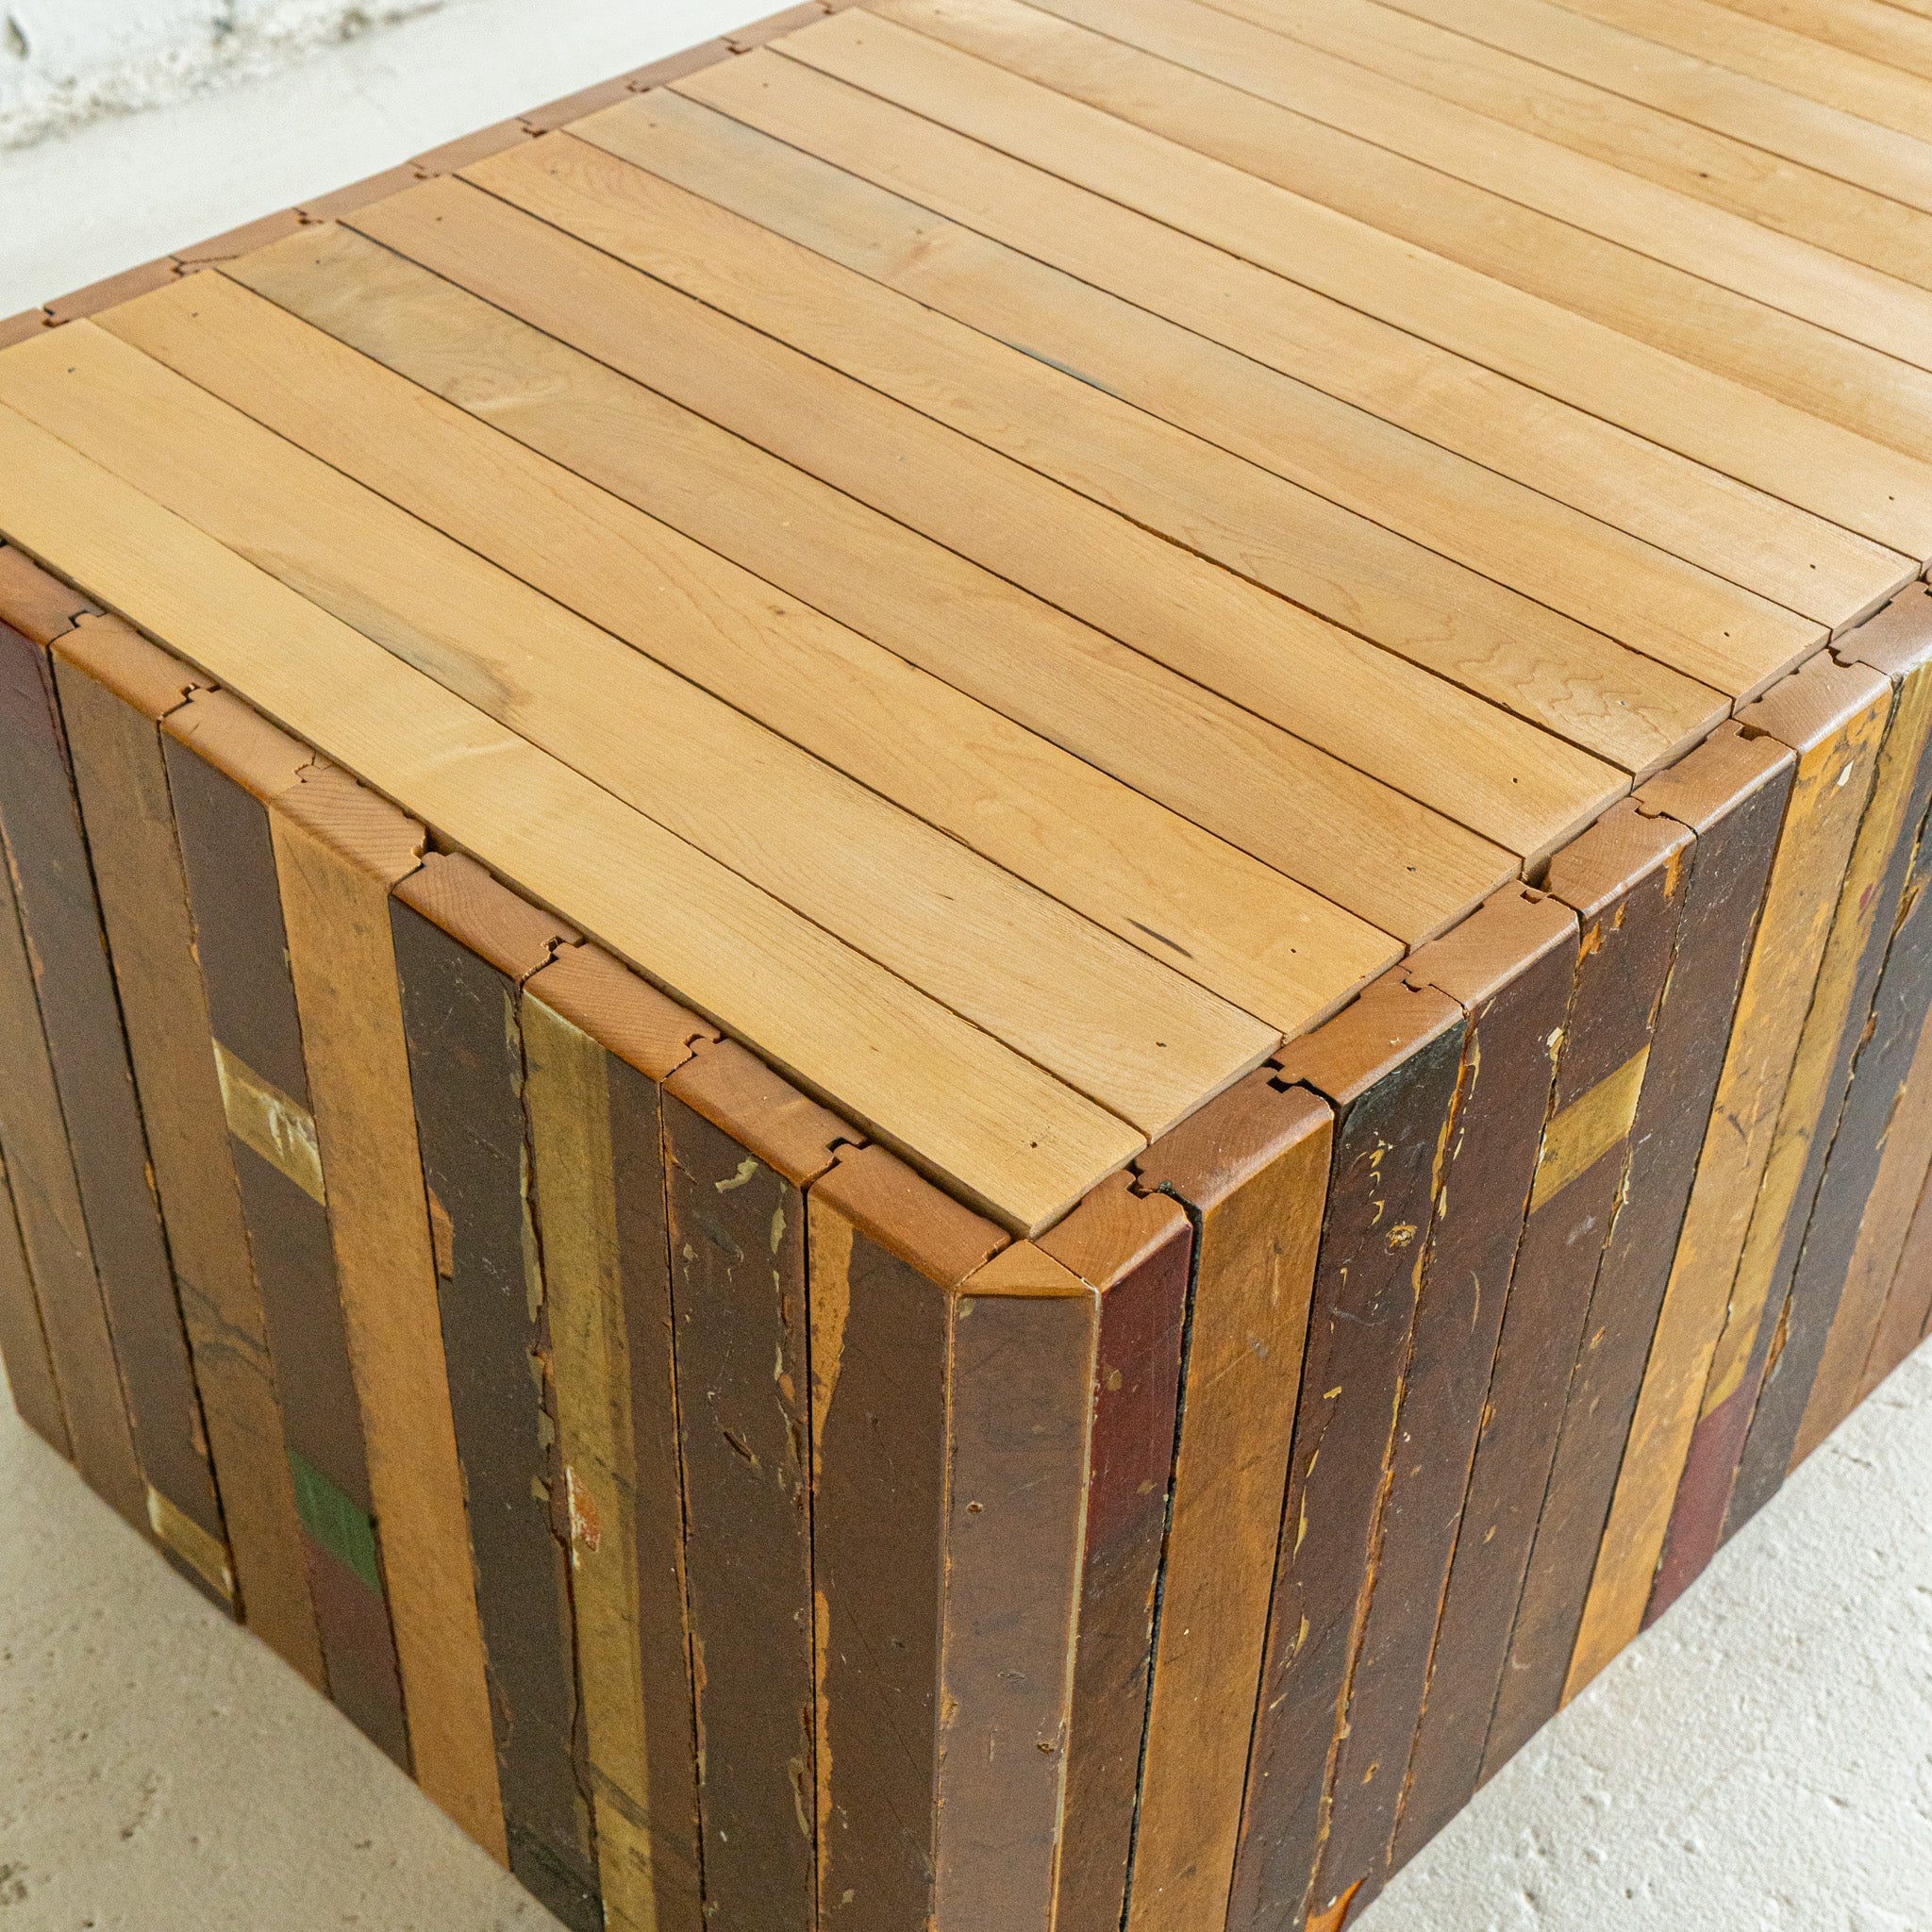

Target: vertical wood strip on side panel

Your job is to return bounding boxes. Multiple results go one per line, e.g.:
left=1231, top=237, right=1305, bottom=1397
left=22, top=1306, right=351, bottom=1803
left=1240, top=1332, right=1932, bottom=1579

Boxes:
left=1394, top=804, right=1688, bottom=1859
left=1570, top=657, right=1890, bottom=1688
left=525, top=942, right=716, bottom=1927
left=1034, top=1171, right=1193, bottom=1932
left=272, top=763, right=508, bottom=1858
left=1730, top=611, right=1932, bottom=1531
left=162, top=694, right=410, bottom=1765
left=661, top=1037, right=848, bottom=1930
left=51, top=614, right=323, bottom=1681
left=1123, top=1073, right=1334, bottom=1932
left=0, top=1152, right=67, bottom=1455
left=1224, top=976, right=1466, bottom=1932
left=0, top=700, right=142, bottom=1527
left=1311, top=887, right=1577, bottom=1924
left=390, top=854, right=600, bottom=1931
left=939, top=1240, right=1096, bottom=1932
left=0, top=578, right=215, bottom=1546
left=1481, top=725, right=1790, bottom=1765
left=1862, top=1158, right=1932, bottom=1397
left=1656, top=599, right=1932, bottom=1601
left=1795, top=992, right=1932, bottom=1458
left=807, top=1144, right=1008, bottom=1931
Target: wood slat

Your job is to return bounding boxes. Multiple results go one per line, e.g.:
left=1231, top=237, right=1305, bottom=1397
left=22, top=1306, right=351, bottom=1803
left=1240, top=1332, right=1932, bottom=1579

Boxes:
left=0, top=320, right=1273, bottom=1142
left=684, top=41, right=1854, bottom=680
left=776, top=5, right=1932, bottom=566
left=1368, top=0, right=1932, bottom=217
left=214, top=225, right=1403, bottom=1019
left=0, top=399, right=1143, bottom=1233
left=335, top=172, right=1529, bottom=919
left=576, top=89, right=1724, bottom=775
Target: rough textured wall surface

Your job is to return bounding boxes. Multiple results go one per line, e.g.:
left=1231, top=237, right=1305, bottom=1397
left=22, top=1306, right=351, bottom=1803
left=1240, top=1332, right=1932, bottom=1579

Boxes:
left=0, top=1, right=459, bottom=148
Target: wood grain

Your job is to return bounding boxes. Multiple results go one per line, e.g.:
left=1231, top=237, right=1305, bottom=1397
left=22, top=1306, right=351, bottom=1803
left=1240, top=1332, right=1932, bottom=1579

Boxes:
left=1225, top=977, right=1466, bottom=1932
left=212, top=231, right=1401, bottom=1022
left=389, top=859, right=600, bottom=1930
left=0, top=397, right=1143, bottom=1233
left=273, top=764, right=507, bottom=1857
left=1124, top=1074, right=1334, bottom=1932
left=50, top=615, right=325, bottom=1683
left=1482, top=724, right=1791, bottom=1776
left=1569, top=656, right=1891, bottom=1688
left=0, top=1152, right=66, bottom=1456
left=581, top=88, right=1722, bottom=776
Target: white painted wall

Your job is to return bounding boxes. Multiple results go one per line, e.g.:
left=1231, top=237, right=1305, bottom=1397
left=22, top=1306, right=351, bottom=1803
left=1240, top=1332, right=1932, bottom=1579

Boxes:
left=0, top=0, right=465, bottom=149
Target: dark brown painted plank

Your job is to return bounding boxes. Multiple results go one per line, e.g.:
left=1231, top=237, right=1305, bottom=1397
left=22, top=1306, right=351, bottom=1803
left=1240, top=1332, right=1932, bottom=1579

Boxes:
left=51, top=614, right=324, bottom=1681
left=0, top=588, right=220, bottom=1554
left=661, top=1036, right=849, bottom=1931
left=1124, top=1073, right=1334, bottom=1932
left=163, top=692, right=409, bottom=1765
left=0, top=665, right=143, bottom=1527
left=1224, top=974, right=1466, bottom=1932
left=1308, top=886, right=1576, bottom=1926
left=1035, top=1171, right=1192, bottom=1932
left=524, top=942, right=717, bottom=1929
left=806, top=1143, right=1008, bottom=1932
left=1475, top=726, right=1791, bottom=1773
left=390, top=854, right=599, bottom=1931
left=1391, top=800, right=1690, bottom=1866
left=0, top=1151, right=67, bottom=1456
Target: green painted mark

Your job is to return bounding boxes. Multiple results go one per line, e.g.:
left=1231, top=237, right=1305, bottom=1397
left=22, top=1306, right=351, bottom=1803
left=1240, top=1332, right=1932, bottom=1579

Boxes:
left=288, top=1447, right=382, bottom=1593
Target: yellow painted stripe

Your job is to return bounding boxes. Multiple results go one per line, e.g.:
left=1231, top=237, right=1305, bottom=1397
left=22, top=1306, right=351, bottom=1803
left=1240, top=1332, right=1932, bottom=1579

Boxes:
left=213, top=1041, right=325, bottom=1204
left=147, top=1485, right=235, bottom=1602
left=1529, top=1046, right=1649, bottom=1212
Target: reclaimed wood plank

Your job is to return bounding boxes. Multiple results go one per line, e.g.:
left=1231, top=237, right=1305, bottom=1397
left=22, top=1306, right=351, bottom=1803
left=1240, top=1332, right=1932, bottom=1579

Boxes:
left=273, top=761, right=507, bottom=1856
left=1568, top=654, right=1891, bottom=1688
left=1224, top=976, right=1467, bottom=1932
left=50, top=612, right=325, bottom=1682
left=1479, top=724, right=1791, bottom=1775
left=1124, top=1074, right=1334, bottom=1932
left=390, top=856, right=599, bottom=1930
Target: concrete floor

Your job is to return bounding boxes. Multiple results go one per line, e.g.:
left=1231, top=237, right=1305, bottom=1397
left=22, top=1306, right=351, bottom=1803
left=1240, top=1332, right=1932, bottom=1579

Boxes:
left=3, top=9, right=1932, bottom=1923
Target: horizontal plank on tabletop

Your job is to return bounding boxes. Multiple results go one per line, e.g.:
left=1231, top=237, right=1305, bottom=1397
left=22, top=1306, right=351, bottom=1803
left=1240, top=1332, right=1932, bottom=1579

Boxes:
left=1042, top=0, right=1932, bottom=480
left=1478, top=723, right=1790, bottom=1780
left=499, top=118, right=1663, bottom=824
left=575, top=89, right=1724, bottom=777
left=0, top=399, right=1141, bottom=1234
left=48, top=610, right=325, bottom=1684
left=1124, top=1072, right=1334, bottom=1932
left=343, top=167, right=1525, bottom=922
left=780, top=5, right=1932, bottom=569
left=0, top=319, right=1271, bottom=1146
left=1241, top=0, right=1932, bottom=291
left=687, top=42, right=1829, bottom=698
left=207, top=228, right=1402, bottom=1024
left=1543, top=0, right=1932, bottom=145
left=1122, top=0, right=1932, bottom=377
left=1366, top=0, right=1932, bottom=220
